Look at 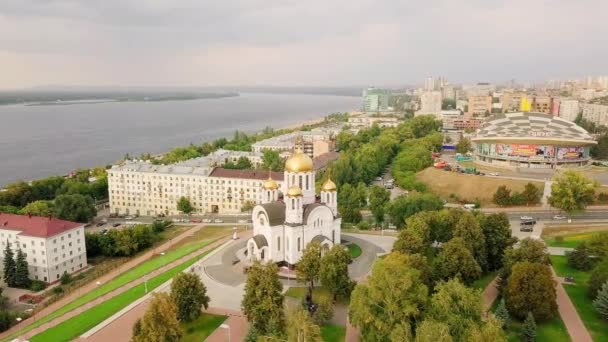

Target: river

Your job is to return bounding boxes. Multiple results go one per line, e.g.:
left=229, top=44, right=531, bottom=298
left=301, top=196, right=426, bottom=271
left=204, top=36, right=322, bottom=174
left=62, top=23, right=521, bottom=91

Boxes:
left=0, top=93, right=360, bottom=186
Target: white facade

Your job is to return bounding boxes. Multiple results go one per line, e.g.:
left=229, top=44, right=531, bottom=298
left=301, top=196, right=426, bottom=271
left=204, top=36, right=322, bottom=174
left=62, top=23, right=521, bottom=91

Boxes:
left=559, top=100, right=580, bottom=122
left=582, top=103, right=608, bottom=126
left=416, top=91, right=442, bottom=117
left=347, top=113, right=400, bottom=128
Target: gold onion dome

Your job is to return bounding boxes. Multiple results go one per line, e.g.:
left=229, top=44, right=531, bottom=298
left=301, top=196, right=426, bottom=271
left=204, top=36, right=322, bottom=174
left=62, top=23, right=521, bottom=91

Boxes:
left=321, top=178, right=337, bottom=192
left=285, top=149, right=313, bottom=173
left=262, top=177, right=279, bottom=190
left=286, top=185, right=303, bottom=197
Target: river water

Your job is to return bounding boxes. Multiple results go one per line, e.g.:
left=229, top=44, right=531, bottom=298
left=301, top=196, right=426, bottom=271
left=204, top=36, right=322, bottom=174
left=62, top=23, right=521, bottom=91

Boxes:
left=0, top=93, right=360, bottom=186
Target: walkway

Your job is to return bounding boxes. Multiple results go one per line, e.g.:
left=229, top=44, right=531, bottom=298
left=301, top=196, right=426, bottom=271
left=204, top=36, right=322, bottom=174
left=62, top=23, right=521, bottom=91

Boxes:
left=6, top=228, right=240, bottom=341
left=481, top=277, right=499, bottom=312
left=204, top=308, right=249, bottom=342
left=551, top=267, right=593, bottom=342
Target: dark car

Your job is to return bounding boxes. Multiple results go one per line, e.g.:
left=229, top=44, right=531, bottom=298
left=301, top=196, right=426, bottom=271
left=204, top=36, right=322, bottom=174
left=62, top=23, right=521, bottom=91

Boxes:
left=96, top=222, right=105, bottom=227
left=112, top=223, right=121, bottom=227
left=101, top=228, right=109, bottom=235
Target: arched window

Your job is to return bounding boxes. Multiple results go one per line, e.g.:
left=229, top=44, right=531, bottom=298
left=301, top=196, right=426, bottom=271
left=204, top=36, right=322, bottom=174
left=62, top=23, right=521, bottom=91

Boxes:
left=306, top=175, right=309, bottom=190
left=267, top=191, right=270, bottom=202
left=332, top=230, right=335, bottom=242
left=291, top=199, right=295, bottom=210
left=277, top=236, right=281, bottom=251
left=261, top=249, right=265, bottom=260
left=291, top=174, right=295, bottom=185
left=299, top=175, right=303, bottom=188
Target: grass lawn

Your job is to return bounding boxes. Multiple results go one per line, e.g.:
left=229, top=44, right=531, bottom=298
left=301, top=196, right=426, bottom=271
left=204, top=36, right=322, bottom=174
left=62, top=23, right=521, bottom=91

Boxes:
left=503, top=309, right=570, bottom=341
left=166, top=225, right=237, bottom=252
left=543, top=228, right=608, bottom=248
left=29, top=248, right=216, bottom=342
left=472, top=271, right=497, bottom=290
left=321, top=324, right=346, bottom=342
left=346, top=243, right=362, bottom=258
left=3, top=239, right=216, bottom=342
left=550, top=256, right=608, bottom=341
left=181, top=313, right=227, bottom=342
left=285, top=287, right=332, bottom=302
left=416, top=167, right=544, bottom=206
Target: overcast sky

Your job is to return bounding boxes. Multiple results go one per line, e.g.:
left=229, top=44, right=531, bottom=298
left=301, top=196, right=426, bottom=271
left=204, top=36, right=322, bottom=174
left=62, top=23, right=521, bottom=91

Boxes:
left=1, top=0, right=607, bottom=89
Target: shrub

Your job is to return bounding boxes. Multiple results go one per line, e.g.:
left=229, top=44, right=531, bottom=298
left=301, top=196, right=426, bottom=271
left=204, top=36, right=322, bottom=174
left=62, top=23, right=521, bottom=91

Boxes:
left=357, top=220, right=371, bottom=230
left=589, top=258, right=608, bottom=298
left=566, top=243, right=594, bottom=271
left=312, top=296, right=334, bottom=325
left=52, top=286, right=64, bottom=294
left=593, top=281, right=608, bottom=320
left=60, top=272, right=72, bottom=285
left=30, top=280, right=47, bottom=292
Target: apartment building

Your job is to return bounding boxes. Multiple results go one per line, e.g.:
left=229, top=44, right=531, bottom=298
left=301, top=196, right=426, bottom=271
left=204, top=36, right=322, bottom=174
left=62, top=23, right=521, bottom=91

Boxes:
left=559, top=100, right=580, bottom=122
left=582, top=103, right=608, bottom=126
left=0, top=213, right=87, bottom=283
left=347, top=113, right=401, bottom=128
left=252, top=130, right=335, bottom=158
left=468, top=96, right=492, bottom=116
left=416, top=91, right=442, bottom=117
left=362, top=87, right=390, bottom=112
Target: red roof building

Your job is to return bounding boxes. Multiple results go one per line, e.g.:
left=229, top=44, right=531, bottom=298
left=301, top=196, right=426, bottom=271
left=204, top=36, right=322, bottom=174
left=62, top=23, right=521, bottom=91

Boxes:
left=0, top=213, right=82, bottom=238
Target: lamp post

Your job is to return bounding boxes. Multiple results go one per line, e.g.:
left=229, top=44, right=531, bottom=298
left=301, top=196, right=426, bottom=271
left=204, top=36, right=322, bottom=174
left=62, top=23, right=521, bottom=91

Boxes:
left=220, top=323, right=231, bottom=342
left=15, top=317, right=22, bottom=340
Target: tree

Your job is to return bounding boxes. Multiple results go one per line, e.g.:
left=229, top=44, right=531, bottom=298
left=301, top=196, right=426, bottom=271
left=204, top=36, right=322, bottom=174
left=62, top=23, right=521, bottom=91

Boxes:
left=53, top=194, right=96, bottom=222
left=433, top=237, right=482, bottom=285
left=349, top=253, right=427, bottom=341
left=493, top=186, right=512, bottom=206
left=494, top=298, right=510, bottom=328
left=393, top=229, right=426, bottom=255
left=501, top=238, right=551, bottom=280
left=319, top=245, right=354, bottom=301
left=176, top=197, right=194, bottom=215
left=337, top=184, right=363, bottom=224
left=427, top=279, right=483, bottom=341
left=170, top=272, right=210, bottom=322
left=467, top=317, right=506, bottom=342
left=480, top=213, right=516, bottom=271
left=368, top=185, right=390, bottom=225
left=589, top=258, right=608, bottom=298
left=521, top=182, right=542, bottom=205
left=60, top=271, right=72, bottom=285
left=262, top=149, right=284, bottom=172
left=242, top=262, right=285, bottom=336
left=297, top=242, right=322, bottom=298
left=505, top=262, right=557, bottom=321
left=132, top=292, right=182, bottom=342
left=311, top=296, right=334, bottom=325
left=2, top=243, right=15, bottom=287
left=18, top=200, right=54, bottom=217
left=456, top=137, right=471, bottom=154
left=15, top=249, right=31, bottom=288
left=521, top=312, right=537, bottom=342
left=592, top=281, right=608, bottom=320
left=549, top=170, right=598, bottom=215
left=241, top=200, right=256, bottom=212
left=286, top=307, right=322, bottom=342
left=567, top=242, right=594, bottom=271
left=453, top=212, right=487, bottom=271
left=387, top=193, right=443, bottom=229
left=415, top=320, right=453, bottom=342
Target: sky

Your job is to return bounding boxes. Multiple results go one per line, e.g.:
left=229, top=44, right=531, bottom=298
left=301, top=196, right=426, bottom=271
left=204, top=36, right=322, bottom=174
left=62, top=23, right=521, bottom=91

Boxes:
left=1, top=0, right=607, bottom=89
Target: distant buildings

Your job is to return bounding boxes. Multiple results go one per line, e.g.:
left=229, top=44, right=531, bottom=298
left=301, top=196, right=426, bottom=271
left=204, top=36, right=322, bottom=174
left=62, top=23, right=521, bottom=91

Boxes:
left=416, top=91, right=442, bottom=117
left=362, top=87, right=390, bottom=112
left=347, top=112, right=401, bottom=128
left=252, top=129, right=336, bottom=159
left=559, top=100, right=580, bottom=122
left=467, top=96, right=492, bottom=116
left=581, top=103, right=608, bottom=126
left=0, top=213, right=87, bottom=283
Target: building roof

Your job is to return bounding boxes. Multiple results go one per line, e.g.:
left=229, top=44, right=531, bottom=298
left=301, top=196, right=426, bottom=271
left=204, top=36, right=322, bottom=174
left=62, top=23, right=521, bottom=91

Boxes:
left=473, top=112, right=597, bottom=145
left=312, top=152, right=340, bottom=170
left=0, top=213, right=82, bottom=238
left=252, top=234, right=268, bottom=249
left=311, top=235, right=330, bottom=244
left=302, top=203, right=324, bottom=224
left=260, top=202, right=286, bottom=226
left=208, top=168, right=284, bottom=181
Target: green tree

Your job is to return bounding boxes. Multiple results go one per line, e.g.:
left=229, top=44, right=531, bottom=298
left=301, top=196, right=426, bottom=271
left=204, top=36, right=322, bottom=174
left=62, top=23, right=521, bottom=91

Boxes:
left=393, top=229, right=426, bottom=255
left=18, top=200, right=54, bottom=217
left=60, top=271, right=72, bottom=285
left=467, top=317, right=506, bottom=342
left=549, top=170, right=598, bottom=215
left=2, top=243, right=16, bottom=287
left=319, top=245, right=354, bottom=301
left=415, top=320, right=453, bottom=342
left=242, top=261, right=285, bottom=336
left=567, top=242, right=594, bottom=271
left=455, top=137, right=471, bottom=154
left=387, top=193, right=443, bottom=229
left=53, top=194, right=96, bottom=222
left=493, top=186, right=512, bottom=206
left=589, top=258, right=608, bottom=298
left=427, top=279, right=483, bottom=341
left=368, top=185, right=390, bottom=225
left=132, top=292, right=182, bottom=342
left=408, top=115, right=442, bottom=138
left=30, top=176, right=66, bottom=201
left=433, top=237, right=482, bottom=285
left=480, top=213, right=516, bottom=271
left=176, top=197, right=194, bottom=215
left=241, top=200, right=256, bottom=212
left=262, top=149, right=284, bottom=172
left=592, top=281, right=608, bottom=320
left=349, top=252, right=427, bottom=341
left=337, top=184, right=362, bottom=224
left=311, top=296, right=334, bottom=325
left=521, top=312, right=537, bottom=342
left=453, top=212, right=487, bottom=271
left=521, top=183, right=542, bottom=205
left=286, top=307, right=322, bottom=342
left=297, top=242, right=322, bottom=298
left=494, top=298, right=510, bottom=328
left=501, top=238, right=551, bottom=281
left=170, top=272, right=210, bottom=322
left=505, top=262, right=557, bottom=321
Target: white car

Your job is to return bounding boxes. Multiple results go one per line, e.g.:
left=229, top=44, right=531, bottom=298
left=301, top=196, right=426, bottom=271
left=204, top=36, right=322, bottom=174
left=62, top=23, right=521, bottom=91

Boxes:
left=488, top=172, right=499, bottom=176
left=553, top=215, right=567, bottom=220
left=202, top=218, right=212, bottom=223
left=238, top=219, right=248, bottom=223
left=125, top=215, right=134, bottom=220
left=214, top=219, right=224, bottom=223
left=520, top=216, right=534, bottom=221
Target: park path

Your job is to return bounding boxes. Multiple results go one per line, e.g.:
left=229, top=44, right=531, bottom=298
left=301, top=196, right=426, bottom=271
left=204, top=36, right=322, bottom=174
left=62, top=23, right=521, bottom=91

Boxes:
left=204, top=308, right=249, bottom=342
left=482, top=277, right=500, bottom=312
left=3, top=226, right=237, bottom=342
left=551, top=267, right=593, bottom=342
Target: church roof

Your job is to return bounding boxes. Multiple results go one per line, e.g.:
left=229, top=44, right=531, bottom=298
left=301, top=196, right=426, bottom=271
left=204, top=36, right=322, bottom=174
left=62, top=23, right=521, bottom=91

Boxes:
left=302, top=203, right=324, bottom=225
left=311, top=235, right=330, bottom=244
left=252, top=234, right=268, bottom=248
left=260, top=202, right=286, bottom=226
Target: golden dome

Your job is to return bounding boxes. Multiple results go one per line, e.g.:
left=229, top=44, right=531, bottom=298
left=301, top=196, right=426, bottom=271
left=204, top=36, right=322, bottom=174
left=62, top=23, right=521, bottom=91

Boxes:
left=321, top=178, right=336, bottom=192
left=285, top=149, right=313, bottom=173
left=286, top=185, right=303, bottom=197
left=262, top=177, right=278, bottom=190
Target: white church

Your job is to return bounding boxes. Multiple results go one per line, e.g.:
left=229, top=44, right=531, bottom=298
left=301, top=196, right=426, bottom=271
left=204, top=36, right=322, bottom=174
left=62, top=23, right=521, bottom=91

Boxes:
left=246, top=148, right=341, bottom=266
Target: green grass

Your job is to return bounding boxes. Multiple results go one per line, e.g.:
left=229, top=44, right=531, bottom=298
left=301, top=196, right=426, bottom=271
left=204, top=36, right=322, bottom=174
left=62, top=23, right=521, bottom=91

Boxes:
left=346, top=243, right=362, bottom=258
left=472, top=271, right=497, bottom=290
left=181, top=313, right=227, bottom=342
left=4, top=240, right=213, bottom=342
left=544, top=233, right=595, bottom=248
left=504, top=313, right=571, bottom=342
left=321, top=324, right=346, bottom=342
left=29, top=248, right=216, bottom=342
left=550, top=256, right=608, bottom=341
left=285, top=287, right=333, bottom=302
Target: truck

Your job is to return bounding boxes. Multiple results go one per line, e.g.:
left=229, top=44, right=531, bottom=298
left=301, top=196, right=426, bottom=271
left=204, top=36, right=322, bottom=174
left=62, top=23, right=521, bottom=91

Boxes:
left=456, top=155, right=474, bottom=162
left=464, top=167, right=477, bottom=174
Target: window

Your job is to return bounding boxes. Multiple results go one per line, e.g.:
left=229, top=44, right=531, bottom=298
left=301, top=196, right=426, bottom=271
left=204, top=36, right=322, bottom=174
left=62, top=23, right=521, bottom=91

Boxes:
left=277, top=237, right=280, bottom=251
left=297, top=237, right=301, bottom=252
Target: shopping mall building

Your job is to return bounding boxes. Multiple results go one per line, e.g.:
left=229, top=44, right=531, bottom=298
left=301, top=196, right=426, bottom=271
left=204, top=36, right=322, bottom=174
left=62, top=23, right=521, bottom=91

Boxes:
left=472, top=112, right=597, bottom=169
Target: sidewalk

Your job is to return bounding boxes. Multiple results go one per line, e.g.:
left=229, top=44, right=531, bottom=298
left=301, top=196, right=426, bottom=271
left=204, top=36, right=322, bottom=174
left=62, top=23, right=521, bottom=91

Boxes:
left=482, top=277, right=499, bottom=312
left=551, top=267, right=593, bottom=342
left=204, top=308, right=249, bottom=342
left=5, top=228, right=237, bottom=341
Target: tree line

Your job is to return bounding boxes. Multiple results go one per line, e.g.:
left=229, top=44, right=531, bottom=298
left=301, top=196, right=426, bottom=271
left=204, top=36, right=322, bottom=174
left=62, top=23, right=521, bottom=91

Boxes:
left=85, top=220, right=170, bottom=258
left=493, top=183, right=542, bottom=206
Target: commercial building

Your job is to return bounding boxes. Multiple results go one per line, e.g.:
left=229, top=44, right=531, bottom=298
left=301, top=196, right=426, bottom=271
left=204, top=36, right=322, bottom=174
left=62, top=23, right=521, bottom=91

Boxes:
left=472, top=112, right=596, bottom=169
left=347, top=113, right=401, bottom=128
left=559, top=100, right=580, bottom=122
left=467, top=96, right=492, bottom=116
left=581, top=103, right=608, bottom=126
left=362, top=87, right=390, bottom=112
left=416, top=91, right=442, bottom=117
left=0, top=213, right=87, bottom=283
left=252, top=130, right=336, bottom=159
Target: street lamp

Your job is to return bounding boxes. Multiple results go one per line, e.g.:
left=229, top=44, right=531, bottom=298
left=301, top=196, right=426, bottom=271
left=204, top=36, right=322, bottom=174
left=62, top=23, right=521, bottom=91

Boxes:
left=15, top=317, right=22, bottom=340
left=220, top=323, right=231, bottom=342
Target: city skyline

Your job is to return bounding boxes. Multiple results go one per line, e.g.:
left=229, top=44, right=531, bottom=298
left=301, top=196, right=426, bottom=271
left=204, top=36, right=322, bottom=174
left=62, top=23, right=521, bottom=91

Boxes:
left=1, top=0, right=607, bottom=89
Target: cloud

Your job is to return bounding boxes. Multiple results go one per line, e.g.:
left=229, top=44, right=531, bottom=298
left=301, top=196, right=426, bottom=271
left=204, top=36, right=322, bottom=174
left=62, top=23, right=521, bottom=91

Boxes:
left=0, top=0, right=606, bottom=88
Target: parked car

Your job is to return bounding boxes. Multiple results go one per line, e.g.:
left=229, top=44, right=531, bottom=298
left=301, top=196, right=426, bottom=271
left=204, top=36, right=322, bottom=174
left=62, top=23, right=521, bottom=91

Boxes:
left=488, top=172, right=500, bottom=176
left=125, top=215, right=134, bottom=220
left=101, top=228, right=109, bottom=235
left=96, top=222, right=105, bottom=227
left=553, top=215, right=567, bottom=220
left=520, top=216, right=534, bottom=221
left=214, top=219, right=224, bottom=223
left=191, top=219, right=202, bottom=223
left=112, top=223, right=121, bottom=227
left=202, top=218, right=212, bottom=223
left=238, top=219, right=248, bottom=223
left=520, top=226, right=533, bottom=232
